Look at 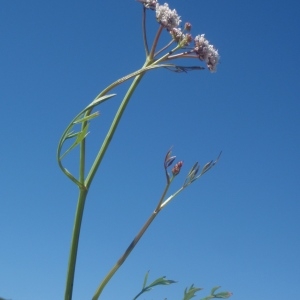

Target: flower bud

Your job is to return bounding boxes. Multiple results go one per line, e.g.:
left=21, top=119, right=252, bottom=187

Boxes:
left=164, top=149, right=176, bottom=169
left=172, top=161, right=183, bottom=176
left=184, top=22, right=192, bottom=31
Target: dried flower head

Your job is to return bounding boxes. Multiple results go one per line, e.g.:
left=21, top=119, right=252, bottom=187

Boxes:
left=137, top=0, right=158, bottom=10
left=156, top=3, right=181, bottom=31
left=194, top=34, right=220, bottom=72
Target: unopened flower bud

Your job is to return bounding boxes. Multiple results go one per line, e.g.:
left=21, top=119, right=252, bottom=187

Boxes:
left=172, top=161, right=183, bottom=176
left=165, top=155, right=176, bottom=169
left=164, top=148, right=176, bottom=169
left=182, top=33, right=192, bottom=46
left=184, top=22, right=192, bottom=31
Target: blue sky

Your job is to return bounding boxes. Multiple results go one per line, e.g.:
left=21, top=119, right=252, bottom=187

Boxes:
left=1, top=0, right=299, bottom=299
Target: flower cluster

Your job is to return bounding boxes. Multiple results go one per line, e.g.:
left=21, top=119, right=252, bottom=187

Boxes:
left=172, top=161, right=183, bottom=176
left=155, top=3, right=181, bottom=30
left=137, top=0, right=158, bottom=10
left=170, top=28, right=192, bottom=46
left=194, top=34, right=219, bottom=72
left=137, top=0, right=220, bottom=72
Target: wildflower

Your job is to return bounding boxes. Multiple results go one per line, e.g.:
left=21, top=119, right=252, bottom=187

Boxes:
left=194, top=34, right=220, bottom=72
left=137, top=0, right=158, bottom=10
left=156, top=3, right=181, bottom=30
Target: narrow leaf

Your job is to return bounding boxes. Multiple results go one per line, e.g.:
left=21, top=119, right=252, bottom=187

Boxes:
left=59, top=124, right=89, bottom=160
left=73, top=111, right=100, bottom=124
left=75, top=123, right=89, bottom=144
left=142, top=271, right=149, bottom=289
left=183, top=284, right=203, bottom=300
left=85, top=94, right=116, bottom=111
left=65, top=131, right=78, bottom=139
left=133, top=274, right=176, bottom=300
left=211, top=286, right=221, bottom=295
left=147, top=276, right=176, bottom=288
left=201, top=296, right=213, bottom=300
left=213, top=291, right=232, bottom=298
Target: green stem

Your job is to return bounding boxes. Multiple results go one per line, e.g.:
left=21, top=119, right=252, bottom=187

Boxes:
left=85, top=61, right=150, bottom=189
left=64, top=188, right=88, bottom=300
left=92, top=181, right=172, bottom=300
left=64, top=41, right=180, bottom=300
left=64, top=120, right=88, bottom=300
left=64, top=61, right=149, bottom=300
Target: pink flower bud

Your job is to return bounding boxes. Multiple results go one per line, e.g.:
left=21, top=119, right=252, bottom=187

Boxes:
left=184, top=22, right=192, bottom=31
left=172, top=161, right=183, bottom=176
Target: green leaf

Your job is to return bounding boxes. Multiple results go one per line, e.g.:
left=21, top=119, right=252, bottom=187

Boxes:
left=57, top=94, right=115, bottom=160
left=147, top=276, right=177, bottom=289
left=73, top=111, right=100, bottom=124
left=201, top=296, right=213, bottom=300
left=201, top=286, right=232, bottom=300
left=211, top=286, right=221, bottom=295
left=213, top=291, right=232, bottom=298
left=133, top=273, right=176, bottom=300
left=183, top=284, right=203, bottom=300
left=85, top=94, right=116, bottom=111
left=142, top=271, right=149, bottom=289
left=75, top=123, right=89, bottom=144
left=59, top=123, right=89, bottom=160
left=65, top=131, right=78, bottom=139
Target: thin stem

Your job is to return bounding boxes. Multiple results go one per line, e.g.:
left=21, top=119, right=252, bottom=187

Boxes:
left=64, top=188, right=88, bottom=300
left=94, top=64, right=168, bottom=101
left=92, top=182, right=172, bottom=300
left=142, top=6, right=149, bottom=56
left=79, top=136, right=86, bottom=183
left=133, top=289, right=144, bottom=300
left=149, top=25, right=164, bottom=59
left=168, top=51, right=197, bottom=60
left=155, top=176, right=173, bottom=211
left=152, top=44, right=181, bottom=65
left=160, top=186, right=184, bottom=209
left=64, top=129, right=87, bottom=300
left=154, top=39, right=175, bottom=58
left=85, top=75, right=143, bottom=188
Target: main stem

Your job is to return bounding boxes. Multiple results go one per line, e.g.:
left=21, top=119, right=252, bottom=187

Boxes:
left=65, top=60, right=151, bottom=300
left=64, top=188, right=88, bottom=300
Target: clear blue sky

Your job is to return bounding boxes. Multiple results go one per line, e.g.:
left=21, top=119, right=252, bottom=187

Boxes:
left=1, top=1, right=299, bottom=299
